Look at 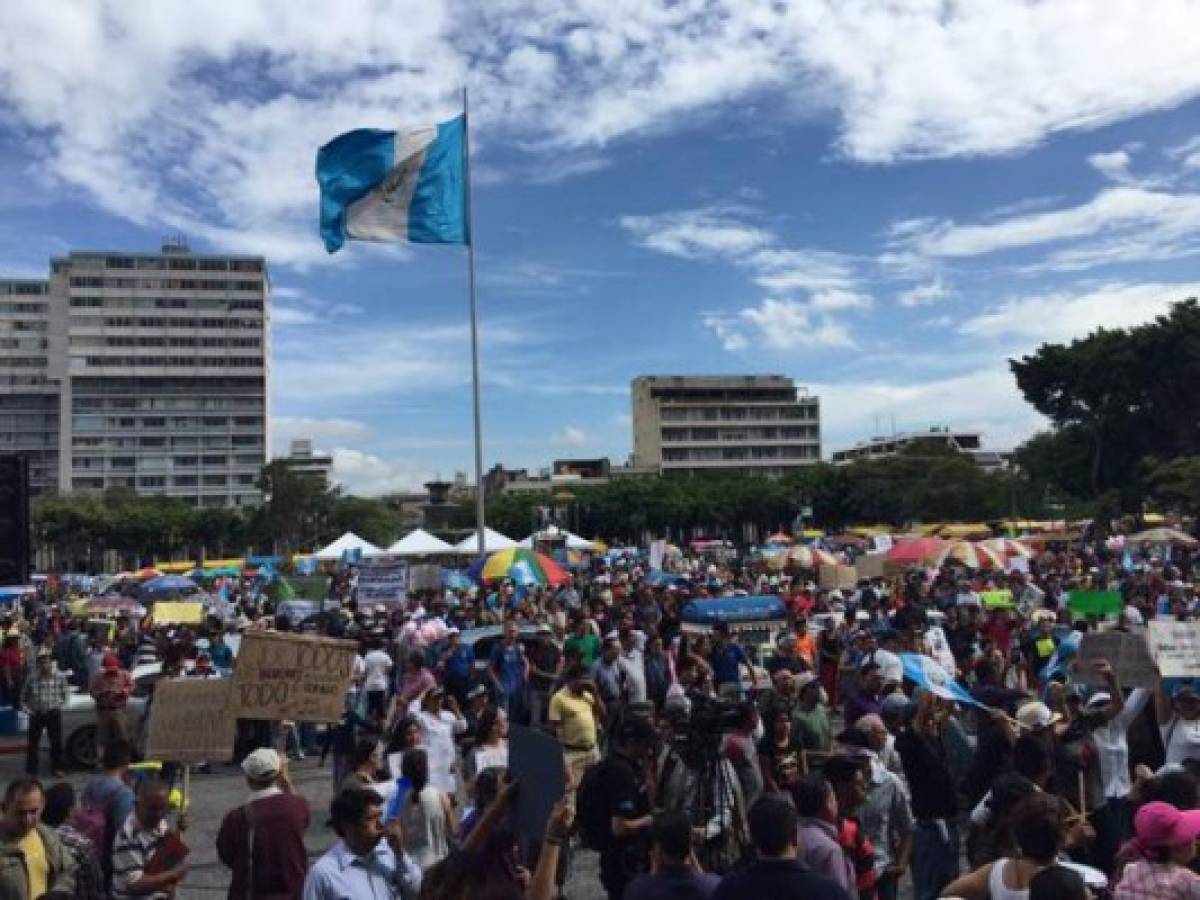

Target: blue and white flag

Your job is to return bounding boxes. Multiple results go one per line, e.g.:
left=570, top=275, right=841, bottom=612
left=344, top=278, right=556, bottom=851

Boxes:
left=900, top=652, right=978, bottom=707
left=317, top=116, right=467, bottom=253
left=1039, top=629, right=1081, bottom=684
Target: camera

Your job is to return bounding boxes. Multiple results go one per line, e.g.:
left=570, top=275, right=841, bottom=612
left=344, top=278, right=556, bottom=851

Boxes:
left=669, top=692, right=743, bottom=767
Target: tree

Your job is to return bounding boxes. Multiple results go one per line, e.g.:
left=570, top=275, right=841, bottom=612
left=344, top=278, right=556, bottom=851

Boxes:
left=1144, top=455, right=1200, bottom=519
left=248, top=461, right=336, bottom=554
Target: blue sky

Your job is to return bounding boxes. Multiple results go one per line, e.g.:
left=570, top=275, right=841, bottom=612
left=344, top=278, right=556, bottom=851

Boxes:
left=3, top=1, right=1200, bottom=494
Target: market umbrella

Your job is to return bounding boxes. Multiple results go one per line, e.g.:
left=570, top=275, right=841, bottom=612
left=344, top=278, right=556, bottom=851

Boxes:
left=1126, top=527, right=1198, bottom=547
left=886, top=537, right=947, bottom=568
left=980, top=537, right=1035, bottom=559
left=470, top=549, right=571, bottom=587
left=85, top=597, right=146, bottom=617
left=140, top=575, right=200, bottom=597
left=924, top=540, right=1005, bottom=570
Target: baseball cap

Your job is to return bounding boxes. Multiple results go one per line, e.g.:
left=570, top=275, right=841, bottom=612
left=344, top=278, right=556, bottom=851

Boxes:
left=1016, top=701, right=1062, bottom=731
left=242, top=748, right=281, bottom=780
left=1134, top=801, right=1200, bottom=849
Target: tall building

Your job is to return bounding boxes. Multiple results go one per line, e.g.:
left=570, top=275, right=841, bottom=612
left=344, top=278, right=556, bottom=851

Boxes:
left=277, top=438, right=333, bottom=484
left=0, top=279, right=58, bottom=495
left=830, top=426, right=1011, bottom=472
left=0, top=242, right=273, bottom=508
left=631, top=375, right=821, bottom=477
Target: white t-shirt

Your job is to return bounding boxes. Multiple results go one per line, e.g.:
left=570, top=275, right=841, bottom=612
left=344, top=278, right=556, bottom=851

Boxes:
left=1161, top=714, right=1200, bottom=767
left=362, top=649, right=393, bottom=692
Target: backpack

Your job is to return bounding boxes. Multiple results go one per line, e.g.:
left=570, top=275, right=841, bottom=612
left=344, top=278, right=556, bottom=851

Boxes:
left=574, top=758, right=614, bottom=851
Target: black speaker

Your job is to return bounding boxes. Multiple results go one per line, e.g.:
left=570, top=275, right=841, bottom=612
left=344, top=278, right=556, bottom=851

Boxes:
left=0, top=455, right=30, bottom=586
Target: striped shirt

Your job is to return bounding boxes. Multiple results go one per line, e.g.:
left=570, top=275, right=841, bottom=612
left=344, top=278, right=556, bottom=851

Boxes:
left=111, top=814, right=171, bottom=900
left=22, top=671, right=70, bottom=714
left=55, top=824, right=103, bottom=900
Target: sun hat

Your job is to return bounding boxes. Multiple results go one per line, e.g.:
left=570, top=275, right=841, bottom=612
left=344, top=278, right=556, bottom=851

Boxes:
left=1016, top=701, right=1062, bottom=731
left=241, top=748, right=281, bottom=780
left=1133, top=801, right=1200, bottom=848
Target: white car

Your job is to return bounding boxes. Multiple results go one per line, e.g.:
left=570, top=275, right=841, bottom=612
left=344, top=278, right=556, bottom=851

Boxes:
left=59, top=662, right=161, bottom=768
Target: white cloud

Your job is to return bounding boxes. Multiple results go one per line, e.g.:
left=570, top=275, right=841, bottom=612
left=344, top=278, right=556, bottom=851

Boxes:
left=897, top=280, right=950, bottom=308
left=271, top=416, right=373, bottom=446
left=1088, top=150, right=1132, bottom=181
left=552, top=425, right=589, bottom=447
left=329, top=448, right=435, bottom=495
left=959, top=281, right=1200, bottom=343
left=272, top=306, right=319, bottom=326
left=3, top=1, right=1198, bottom=267
left=707, top=298, right=854, bottom=351
left=621, top=209, right=772, bottom=259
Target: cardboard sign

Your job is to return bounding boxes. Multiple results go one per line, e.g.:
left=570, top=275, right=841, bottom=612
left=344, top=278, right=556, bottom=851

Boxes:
left=1149, top=621, right=1200, bottom=679
left=408, top=564, right=441, bottom=592
left=1076, top=630, right=1157, bottom=688
left=1068, top=591, right=1123, bottom=616
left=856, top=552, right=887, bottom=580
left=818, top=564, right=858, bottom=591
left=508, top=725, right=567, bottom=841
left=357, top=561, right=409, bottom=605
left=145, top=678, right=237, bottom=763
left=225, top=631, right=357, bottom=722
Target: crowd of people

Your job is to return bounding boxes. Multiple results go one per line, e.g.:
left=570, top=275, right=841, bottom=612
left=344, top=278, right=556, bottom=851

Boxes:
left=1, top=533, right=1199, bottom=900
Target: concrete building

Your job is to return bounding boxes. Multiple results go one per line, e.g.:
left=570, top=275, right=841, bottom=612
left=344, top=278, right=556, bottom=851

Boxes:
left=0, top=279, right=59, bottom=496
left=277, top=438, right=333, bottom=484
left=21, top=242, right=272, bottom=508
left=830, top=426, right=1011, bottom=472
left=631, top=375, right=820, bottom=477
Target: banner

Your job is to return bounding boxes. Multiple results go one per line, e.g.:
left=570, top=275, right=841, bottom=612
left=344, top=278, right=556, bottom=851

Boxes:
left=981, top=590, right=1015, bottom=609
left=225, top=631, right=358, bottom=722
left=151, top=601, right=204, bottom=625
left=357, top=561, right=409, bottom=605
left=649, top=540, right=666, bottom=572
left=408, top=564, right=441, bottom=592
left=1068, top=590, right=1123, bottom=616
left=146, top=678, right=237, bottom=763
left=1149, top=621, right=1200, bottom=679
left=1077, top=630, right=1157, bottom=688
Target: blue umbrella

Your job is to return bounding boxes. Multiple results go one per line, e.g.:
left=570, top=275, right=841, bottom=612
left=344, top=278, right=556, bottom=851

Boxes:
left=141, top=575, right=200, bottom=597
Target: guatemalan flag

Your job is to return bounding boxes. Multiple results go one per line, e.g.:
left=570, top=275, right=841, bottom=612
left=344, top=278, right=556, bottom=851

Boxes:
left=316, top=116, right=468, bottom=253
left=900, top=653, right=979, bottom=707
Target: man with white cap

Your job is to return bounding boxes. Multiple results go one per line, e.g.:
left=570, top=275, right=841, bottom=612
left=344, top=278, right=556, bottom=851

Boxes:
left=216, top=748, right=310, bottom=900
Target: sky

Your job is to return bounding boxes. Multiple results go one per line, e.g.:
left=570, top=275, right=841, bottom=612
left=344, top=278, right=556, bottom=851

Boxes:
left=3, top=1, right=1200, bottom=495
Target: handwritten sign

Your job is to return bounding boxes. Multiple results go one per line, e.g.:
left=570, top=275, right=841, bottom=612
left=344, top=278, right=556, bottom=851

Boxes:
left=225, top=631, right=357, bottom=722
left=146, top=678, right=237, bottom=763
left=1076, top=630, right=1157, bottom=688
left=1149, top=621, right=1200, bottom=679
left=819, top=564, right=858, bottom=591
left=357, top=561, right=409, bottom=605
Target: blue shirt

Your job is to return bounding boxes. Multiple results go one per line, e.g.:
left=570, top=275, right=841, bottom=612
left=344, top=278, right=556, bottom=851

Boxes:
left=301, top=839, right=421, bottom=900
left=489, top=641, right=526, bottom=695
left=712, top=642, right=749, bottom=686
left=444, top=643, right=475, bottom=679
left=209, top=641, right=234, bottom=669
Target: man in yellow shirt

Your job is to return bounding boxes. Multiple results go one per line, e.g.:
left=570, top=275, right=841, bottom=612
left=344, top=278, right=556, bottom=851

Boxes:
left=0, top=776, right=76, bottom=900
left=548, top=665, right=606, bottom=789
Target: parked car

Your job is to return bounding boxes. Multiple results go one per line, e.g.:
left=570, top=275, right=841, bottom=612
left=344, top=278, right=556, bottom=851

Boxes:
left=435, top=624, right=550, bottom=678
left=61, top=662, right=161, bottom=769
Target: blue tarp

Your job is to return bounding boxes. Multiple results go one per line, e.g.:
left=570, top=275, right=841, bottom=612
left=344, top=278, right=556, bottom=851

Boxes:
left=644, top=570, right=692, bottom=589
left=0, top=586, right=33, bottom=603
left=680, top=595, right=787, bottom=625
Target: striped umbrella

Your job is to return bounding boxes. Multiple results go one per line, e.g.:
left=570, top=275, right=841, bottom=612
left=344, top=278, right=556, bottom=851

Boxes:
left=980, top=537, right=1035, bottom=559
left=471, top=549, right=571, bottom=587
left=924, top=540, right=1005, bottom=570
left=785, top=546, right=839, bottom=570
left=886, top=537, right=947, bottom=568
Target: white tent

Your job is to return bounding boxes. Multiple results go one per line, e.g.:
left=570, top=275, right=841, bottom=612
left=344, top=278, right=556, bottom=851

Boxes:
left=313, top=531, right=383, bottom=560
left=519, top=526, right=597, bottom=551
left=453, top=527, right=519, bottom=553
left=387, top=529, right=455, bottom=557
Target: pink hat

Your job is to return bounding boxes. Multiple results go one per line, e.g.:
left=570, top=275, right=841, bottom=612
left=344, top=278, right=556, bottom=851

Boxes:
left=1134, top=802, right=1200, bottom=849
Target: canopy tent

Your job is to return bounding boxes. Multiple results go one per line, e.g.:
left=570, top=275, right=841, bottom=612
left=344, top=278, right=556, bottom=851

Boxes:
left=313, top=531, right=384, bottom=561
left=387, top=529, right=455, bottom=557
left=518, top=526, right=597, bottom=551
left=1126, top=527, right=1198, bottom=546
left=453, top=527, right=519, bottom=554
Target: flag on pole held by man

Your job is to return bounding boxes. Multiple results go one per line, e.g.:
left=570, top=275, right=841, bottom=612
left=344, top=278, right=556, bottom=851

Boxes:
left=900, top=652, right=978, bottom=707
left=316, top=115, right=467, bottom=253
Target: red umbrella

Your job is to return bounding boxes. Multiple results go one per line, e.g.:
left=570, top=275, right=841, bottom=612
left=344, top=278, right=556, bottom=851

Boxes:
left=886, top=537, right=947, bottom=568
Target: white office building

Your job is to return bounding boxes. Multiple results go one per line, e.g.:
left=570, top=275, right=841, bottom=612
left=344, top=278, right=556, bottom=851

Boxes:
left=631, top=375, right=821, bottom=477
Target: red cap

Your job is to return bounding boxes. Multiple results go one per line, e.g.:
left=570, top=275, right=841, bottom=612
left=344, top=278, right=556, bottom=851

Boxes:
left=102, top=654, right=120, bottom=671
left=1134, top=801, right=1200, bottom=848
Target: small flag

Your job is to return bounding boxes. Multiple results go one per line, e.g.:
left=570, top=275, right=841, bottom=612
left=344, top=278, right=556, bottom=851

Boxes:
left=900, top=653, right=978, bottom=707
left=317, top=116, right=467, bottom=253
left=1039, top=630, right=1081, bottom=683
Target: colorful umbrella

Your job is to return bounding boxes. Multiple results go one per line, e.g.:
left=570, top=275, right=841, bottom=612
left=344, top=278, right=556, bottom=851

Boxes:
left=472, top=549, right=571, bottom=586
left=924, top=540, right=1005, bottom=570
left=980, top=537, right=1034, bottom=559
left=886, top=537, right=947, bottom=568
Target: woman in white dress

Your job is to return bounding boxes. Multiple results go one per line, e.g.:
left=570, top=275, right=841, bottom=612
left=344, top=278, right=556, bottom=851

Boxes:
left=399, top=748, right=454, bottom=871
left=468, top=705, right=509, bottom=783
left=412, top=685, right=467, bottom=796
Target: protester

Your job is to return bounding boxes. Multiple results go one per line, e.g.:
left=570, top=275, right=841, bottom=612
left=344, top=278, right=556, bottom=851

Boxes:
left=1114, top=800, right=1200, bottom=898
left=942, top=794, right=1066, bottom=899
left=42, top=781, right=102, bottom=900
left=77, top=738, right=135, bottom=891
left=489, top=620, right=530, bottom=724
left=0, top=777, right=77, bottom=900
left=793, top=772, right=857, bottom=893
left=88, top=653, right=133, bottom=763
left=111, top=778, right=186, bottom=900
left=592, top=716, right=656, bottom=900
left=215, top=748, right=310, bottom=900
left=21, top=648, right=69, bottom=778
left=624, top=811, right=720, bottom=900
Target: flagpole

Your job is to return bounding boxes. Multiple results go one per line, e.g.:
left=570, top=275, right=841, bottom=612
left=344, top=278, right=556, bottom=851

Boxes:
left=463, top=85, right=487, bottom=560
